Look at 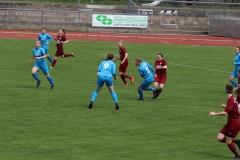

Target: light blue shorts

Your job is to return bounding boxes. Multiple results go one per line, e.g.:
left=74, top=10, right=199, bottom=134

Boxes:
left=34, top=62, right=49, bottom=74
left=97, top=76, right=113, bottom=87
left=140, top=79, right=154, bottom=88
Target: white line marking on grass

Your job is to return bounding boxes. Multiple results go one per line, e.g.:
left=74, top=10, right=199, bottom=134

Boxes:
left=168, top=63, right=230, bottom=73
left=100, top=54, right=230, bottom=73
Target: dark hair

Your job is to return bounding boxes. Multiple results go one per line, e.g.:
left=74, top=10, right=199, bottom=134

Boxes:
left=62, top=28, right=66, bottom=36
left=106, top=53, right=114, bottom=60
left=158, top=53, right=163, bottom=57
left=42, top=28, right=46, bottom=30
left=225, top=84, right=233, bottom=93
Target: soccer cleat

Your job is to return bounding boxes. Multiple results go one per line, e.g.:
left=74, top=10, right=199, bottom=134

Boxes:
left=115, top=103, right=119, bottom=110
left=71, top=53, right=75, bottom=58
left=232, top=156, right=240, bottom=160
left=122, top=83, right=128, bottom=86
left=130, top=77, right=134, bottom=84
left=138, top=97, right=144, bottom=100
left=236, top=139, right=240, bottom=150
left=50, top=66, right=54, bottom=69
left=153, top=89, right=161, bottom=99
left=89, top=101, right=93, bottom=109
left=36, top=80, right=41, bottom=87
left=152, top=97, right=156, bottom=100
left=51, top=85, right=54, bottom=90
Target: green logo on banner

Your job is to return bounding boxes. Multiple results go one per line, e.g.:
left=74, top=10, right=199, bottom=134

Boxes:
left=96, top=15, right=113, bottom=25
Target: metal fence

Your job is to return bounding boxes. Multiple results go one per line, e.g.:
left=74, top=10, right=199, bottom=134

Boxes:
left=209, top=17, right=240, bottom=38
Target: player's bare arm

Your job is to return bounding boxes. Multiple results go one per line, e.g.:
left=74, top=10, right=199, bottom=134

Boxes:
left=35, top=54, right=47, bottom=60
left=61, top=40, right=69, bottom=44
left=209, top=111, right=227, bottom=116
left=30, top=55, right=35, bottom=65
left=121, top=52, right=128, bottom=64
left=113, top=56, right=120, bottom=62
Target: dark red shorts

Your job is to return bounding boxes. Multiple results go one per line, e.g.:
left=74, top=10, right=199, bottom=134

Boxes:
left=55, top=47, right=64, bottom=57
left=119, top=62, right=128, bottom=72
left=220, top=122, right=240, bottom=138
left=154, top=76, right=167, bottom=84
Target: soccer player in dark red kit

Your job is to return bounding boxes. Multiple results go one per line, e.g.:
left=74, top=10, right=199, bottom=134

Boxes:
left=50, top=29, right=75, bottom=68
left=209, top=84, right=240, bottom=160
left=113, top=40, right=134, bottom=86
left=152, top=53, right=167, bottom=99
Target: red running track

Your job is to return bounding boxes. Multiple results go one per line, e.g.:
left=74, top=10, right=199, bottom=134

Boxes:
left=0, top=30, right=240, bottom=46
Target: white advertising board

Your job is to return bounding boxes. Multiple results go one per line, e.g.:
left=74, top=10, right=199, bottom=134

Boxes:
left=92, top=14, right=148, bottom=28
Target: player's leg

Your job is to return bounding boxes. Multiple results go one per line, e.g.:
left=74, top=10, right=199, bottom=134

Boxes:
left=226, top=136, right=240, bottom=159
left=44, top=45, right=53, bottom=64
left=107, top=78, right=119, bottom=110
left=89, top=76, right=104, bottom=108
left=31, top=66, right=41, bottom=87
left=230, top=71, right=238, bottom=87
left=42, top=64, right=54, bottom=89
left=61, top=49, right=75, bottom=58
left=152, top=77, right=159, bottom=98
left=120, top=62, right=134, bottom=84
left=51, top=48, right=62, bottom=68
left=157, top=77, right=166, bottom=96
left=138, top=80, right=154, bottom=100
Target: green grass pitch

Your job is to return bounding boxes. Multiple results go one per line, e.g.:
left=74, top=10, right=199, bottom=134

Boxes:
left=0, top=38, right=237, bottom=160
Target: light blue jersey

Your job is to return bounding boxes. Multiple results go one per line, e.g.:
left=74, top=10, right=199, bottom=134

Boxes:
left=32, top=47, right=49, bottom=74
left=97, top=60, right=116, bottom=87
left=98, top=60, right=116, bottom=78
left=137, top=61, right=158, bottom=99
left=231, top=53, right=240, bottom=78
left=38, top=33, right=52, bottom=46
left=138, top=62, right=156, bottom=81
left=38, top=33, right=52, bottom=54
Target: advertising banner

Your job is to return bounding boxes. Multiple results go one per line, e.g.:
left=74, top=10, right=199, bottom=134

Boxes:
left=92, top=14, right=148, bottom=28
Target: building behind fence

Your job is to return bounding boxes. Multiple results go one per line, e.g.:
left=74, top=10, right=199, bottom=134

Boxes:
left=0, top=1, right=240, bottom=37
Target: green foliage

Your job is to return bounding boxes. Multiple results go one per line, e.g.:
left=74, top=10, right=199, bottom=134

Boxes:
left=0, top=38, right=237, bottom=160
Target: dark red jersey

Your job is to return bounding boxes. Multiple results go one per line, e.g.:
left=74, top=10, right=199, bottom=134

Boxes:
left=56, top=35, right=67, bottom=48
left=155, top=59, right=167, bottom=77
left=225, top=96, right=240, bottom=123
left=119, top=46, right=128, bottom=63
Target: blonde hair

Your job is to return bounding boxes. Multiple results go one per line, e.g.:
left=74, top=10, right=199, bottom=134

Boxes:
left=133, top=57, right=141, bottom=65
left=35, top=40, right=41, bottom=44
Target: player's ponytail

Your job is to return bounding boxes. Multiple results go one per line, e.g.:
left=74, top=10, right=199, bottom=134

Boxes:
left=62, top=29, right=66, bottom=36
left=106, top=53, right=114, bottom=60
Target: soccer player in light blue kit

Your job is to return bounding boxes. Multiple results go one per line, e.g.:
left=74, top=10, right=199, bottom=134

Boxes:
left=30, top=40, right=54, bottom=90
left=89, top=54, right=119, bottom=110
left=229, top=47, right=240, bottom=88
left=134, top=57, right=160, bottom=100
left=38, top=28, right=53, bottom=64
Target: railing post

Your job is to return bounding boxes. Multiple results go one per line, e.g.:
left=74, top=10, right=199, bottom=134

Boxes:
left=41, top=10, right=43, bottom=26
left=127, top=0, right=130, bottom=14
left=4, top=9, right=7, bottom=27
left=78, top=11, right=81, bottom=27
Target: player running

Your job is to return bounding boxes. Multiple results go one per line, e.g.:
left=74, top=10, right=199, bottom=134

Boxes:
left=51, top=29, right=75, bottom=68
left=30, top=40, right=54, bottom=89
left=209, top=84, right=240, bottom=160
left=152, top=53, right=167, bottom=99
left=229, top=47, right=240, bottom=88
left=38, top=28, right=53, bottom=64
